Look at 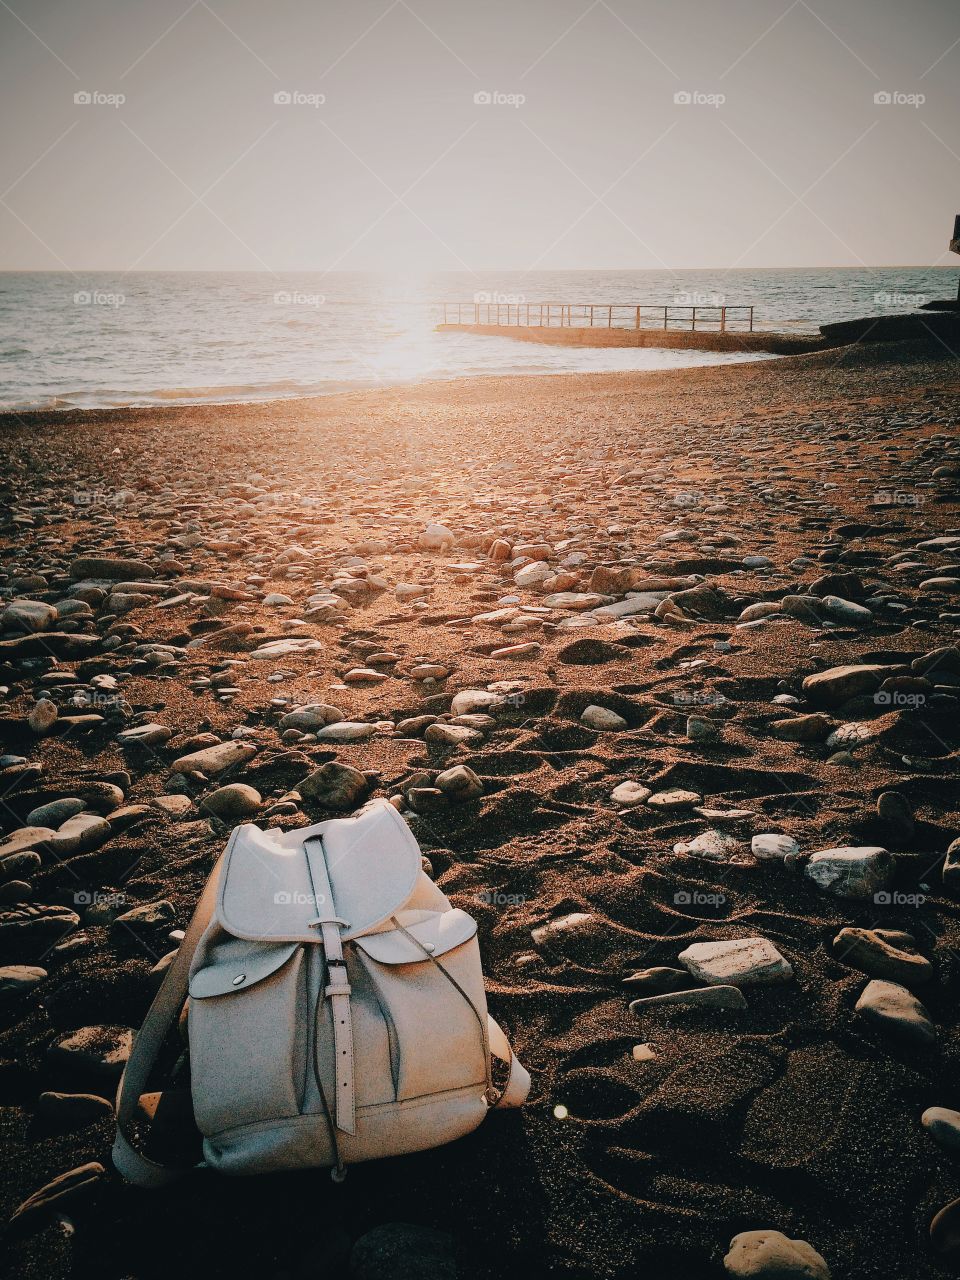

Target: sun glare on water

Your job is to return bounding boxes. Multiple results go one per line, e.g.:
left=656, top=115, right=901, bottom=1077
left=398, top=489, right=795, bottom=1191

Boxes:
left=352, top=275, right=444, bottom=385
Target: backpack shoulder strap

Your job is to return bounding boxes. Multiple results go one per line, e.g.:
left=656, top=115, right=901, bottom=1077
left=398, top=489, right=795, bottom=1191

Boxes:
left=112, top=852, right=224, bottom=1187
left=487, top=1015, right=531, bottom=1109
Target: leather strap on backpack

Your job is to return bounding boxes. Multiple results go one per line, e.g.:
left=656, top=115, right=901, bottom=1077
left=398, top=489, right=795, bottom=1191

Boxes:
left=486, top=1015, right=531, bottom=1109
left=304, top=836, right=356, bottom=1135
left=112, top=852, right=225, bottom=1187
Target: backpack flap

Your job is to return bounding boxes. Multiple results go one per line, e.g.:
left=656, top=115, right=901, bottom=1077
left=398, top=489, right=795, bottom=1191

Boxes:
left=320, top=801, right=423, bottom=941
left=215, top=800, right=422, bottom=942
left=352, top=908, right=477, bottom=964
left=188, top=938, right=300, bottom=998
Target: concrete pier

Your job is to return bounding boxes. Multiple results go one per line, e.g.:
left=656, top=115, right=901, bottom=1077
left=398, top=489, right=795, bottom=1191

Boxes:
left=436, top=322, right=822, bottom=356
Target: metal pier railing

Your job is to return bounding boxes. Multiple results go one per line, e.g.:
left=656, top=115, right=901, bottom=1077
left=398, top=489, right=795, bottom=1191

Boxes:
left=440, top=301, right=755, bottom=332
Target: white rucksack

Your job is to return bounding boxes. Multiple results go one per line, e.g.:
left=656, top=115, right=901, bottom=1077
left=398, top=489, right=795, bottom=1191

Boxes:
left=113, top=799, right=529, bottom=1184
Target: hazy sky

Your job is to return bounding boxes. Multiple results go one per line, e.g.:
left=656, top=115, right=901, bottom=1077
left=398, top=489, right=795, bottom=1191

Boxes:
left=1, top=0, right=958, bottom=272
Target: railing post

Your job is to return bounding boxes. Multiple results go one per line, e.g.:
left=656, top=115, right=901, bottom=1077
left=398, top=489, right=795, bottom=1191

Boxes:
left=608, top=304, right=612, bottom=327
left=691, top=307, right=696, bottom=331
left=663, top=307, right=668, bottom=330
left=720, top=306, right=726, bottom=333
left=636, top=305, right=641, bottom=329
left=749, top=306, right=754, bottom=332
left=589, top=305, right=594, bottom=326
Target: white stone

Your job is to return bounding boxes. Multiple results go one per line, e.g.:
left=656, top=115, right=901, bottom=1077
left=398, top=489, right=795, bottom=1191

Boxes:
left=514, top=561, right=552, bottom=589
left=679, top=937, right=793, bottom=986
left=580, top=705, right=627, bottom=730
left=450, top=690, right=503, bottom=716
left=419, top=523, right=455, bottom=551
left=751, top=833, right=799, bottom=860
left=250, top=638, right=323, bottom=660
left=724, top=1230, right=830, bottom=1279
left=278, top=703, right=344, bottom=731
left=611, top=781, right=652, bottom=807
left=673, top=829, right=742, bottom=860
left=314, top=722, right=377, bottom=742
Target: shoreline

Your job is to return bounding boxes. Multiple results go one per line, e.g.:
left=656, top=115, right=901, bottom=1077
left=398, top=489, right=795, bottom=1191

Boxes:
left=1, top=333, right=955, bottom=432
left=0, top=351, right=779, bottom=421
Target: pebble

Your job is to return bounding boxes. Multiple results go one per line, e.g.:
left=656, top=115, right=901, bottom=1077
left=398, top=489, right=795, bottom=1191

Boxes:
left=686, top=715, right=720, bottom=741
left=770, top=712, right=835, bottom=742
left=751, top=833, right=799, bottom=860
left=116, top=723, right=173, bottom=747
left=531, top=913, right=596, bottom=944
left=611, top=781, right=652, bottom=807
left=435, top=765, right=484, bottom=802
left=70, top=555, right=154, bottom=579
left=673, top=829, right=742, bottom=860
left=802, top=663, right=892, bottom=707
left=424, top=723, right=483, bottom=747
left=855, top=978, right=937, bottom=1045
left=151, top=794, right=194, bottom=818
left=622, top=966, right=690, bottom=994
left=819, top=595, right=873, bottom=626
left=277, top=702, right=345, bottom=730
left=580, top=704, right=627, bottom=730
left=34, top=1091, right=113, bottom=1134
left=47, top=1025, right=134, bottom=1087
left=944, top=837, right=960, bottom=891
left=630, top=984, right=748, bottom=1012
left=315, top=721, right=377, bottom=743
left=0, top=903, right=79, bottom=951
left=199, top=783, right=263, bottom=820
left=25, top=798, right=86, bottom=828
left=922, top=1106, right=960, bottom=1153
left=0, top=827, right=57, bottom=859
left=832, top=927, right=932, bottom=983
left=45, top=813, right=112, bottom=857
left=647, top=789, right=702, bottom=810
left=1, top=599, right=58, bottom=632
left=0, top=964, right=47, bottom=1006
left=450, top=690, right=503, bottom=716
left=298, top=762, right=369, bottom=809
left=804, top=847, right=893, bottom=900
left=931, top=1198, right=960, bottom=1265
left=25, top=696, right=58, bottom=735
left=678, top=937, right=793, bottom=986
left=8, top=1162, right=107, bottom=1240
left=418, top=523, right=455, bottom=551
left=723, top=1230, right=831, bottom=1279
left=170, top=740, right=257, bottom=776
left=250, top=637, right=323, bottom=659
left=876, top=791, right=915, bottom=842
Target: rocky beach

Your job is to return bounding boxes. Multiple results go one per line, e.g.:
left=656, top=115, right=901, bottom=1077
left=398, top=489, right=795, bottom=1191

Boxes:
left=1, top=336, right=960, bottom=1280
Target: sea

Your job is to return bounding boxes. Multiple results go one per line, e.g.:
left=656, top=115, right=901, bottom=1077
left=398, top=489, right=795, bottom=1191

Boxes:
left=1, top=267, right=954, bottom=411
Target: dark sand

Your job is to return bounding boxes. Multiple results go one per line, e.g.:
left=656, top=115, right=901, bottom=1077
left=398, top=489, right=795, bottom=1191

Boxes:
left=1, top=337, right=960, bottom=1279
